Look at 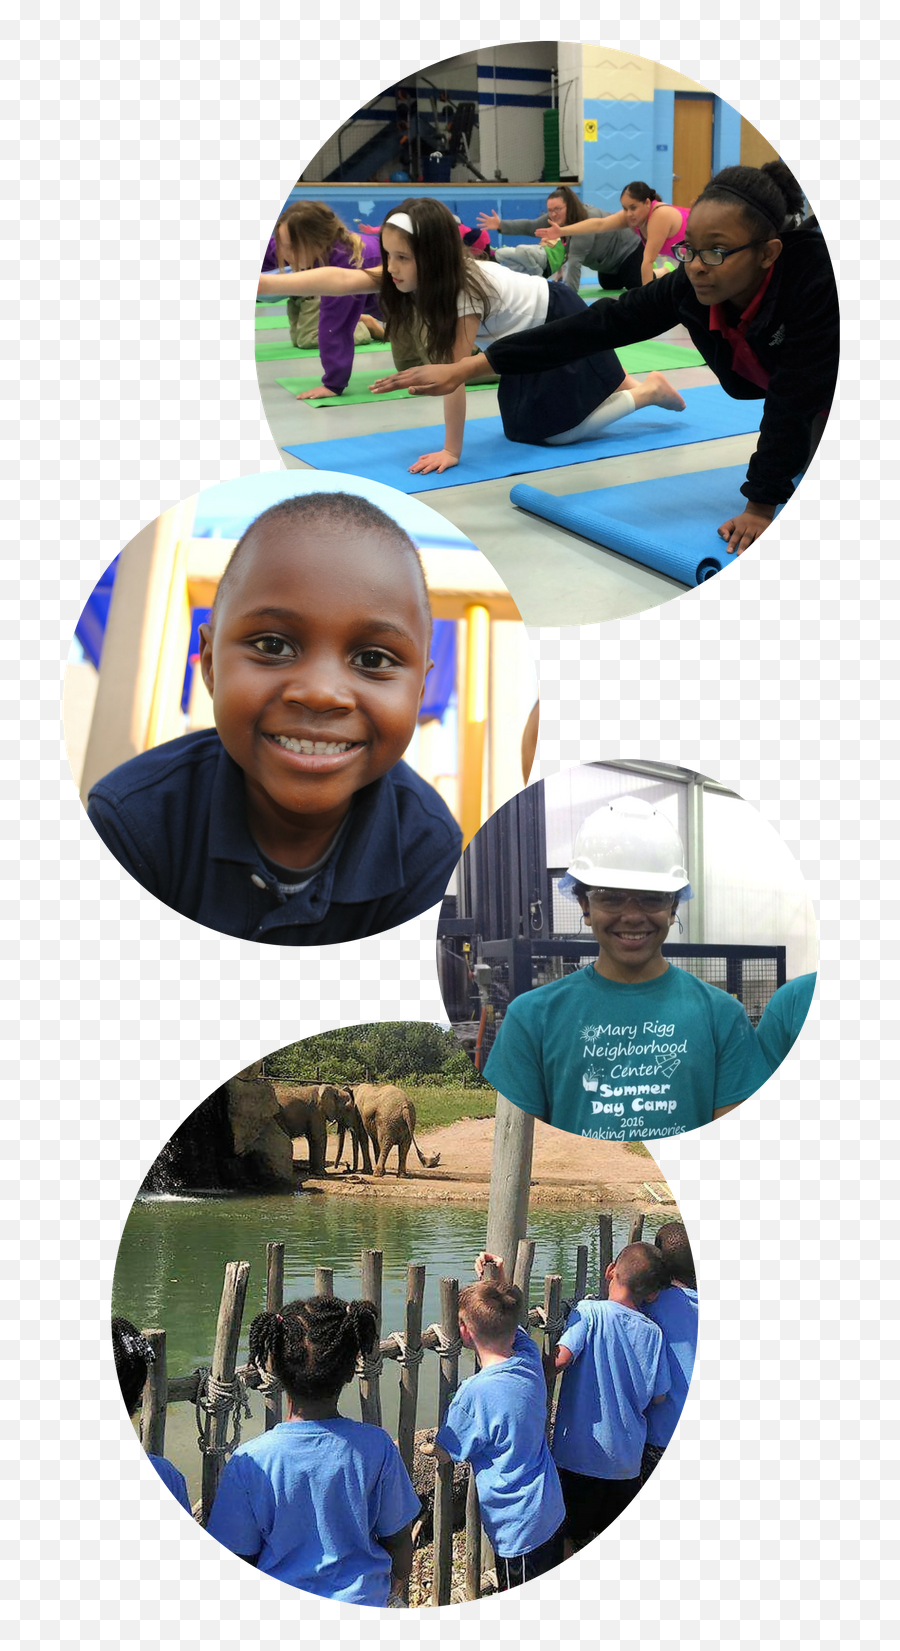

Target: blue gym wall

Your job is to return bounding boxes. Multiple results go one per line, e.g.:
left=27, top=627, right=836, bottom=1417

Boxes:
left=582, top=91, right=741, bottom=212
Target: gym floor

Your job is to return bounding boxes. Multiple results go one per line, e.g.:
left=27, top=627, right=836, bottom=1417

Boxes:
left=256, top=293, right=759, bottom=628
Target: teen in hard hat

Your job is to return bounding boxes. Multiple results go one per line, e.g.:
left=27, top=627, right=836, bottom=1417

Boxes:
left=482, top=796, right=771, bottom=1140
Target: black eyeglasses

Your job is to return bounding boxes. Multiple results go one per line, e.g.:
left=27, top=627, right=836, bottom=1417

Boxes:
left=672, top=239, right=768, bottom=267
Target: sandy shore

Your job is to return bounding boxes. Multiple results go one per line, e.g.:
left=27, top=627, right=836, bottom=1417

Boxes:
left=296, top=1116, right=676, bottom=1212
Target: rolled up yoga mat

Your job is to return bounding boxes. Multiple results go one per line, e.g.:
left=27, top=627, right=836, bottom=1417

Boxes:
left=509, top=465, right=786, bottom=586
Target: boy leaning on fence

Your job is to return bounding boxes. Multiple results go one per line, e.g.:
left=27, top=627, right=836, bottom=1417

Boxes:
left=421, top=1252, right=566, bottom=1592
left=551, top=1242, right=672, bottom=1545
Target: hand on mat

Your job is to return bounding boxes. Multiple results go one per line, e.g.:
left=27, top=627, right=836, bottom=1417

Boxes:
left=477, top=209, right=501, bottom=230
left=718, top=502, right=776, bottom=555
left=408, top=448, right=460, bottom=475
left=296, top=385, right=337, bottom=400
left=371, top=362, right=468, bottom=397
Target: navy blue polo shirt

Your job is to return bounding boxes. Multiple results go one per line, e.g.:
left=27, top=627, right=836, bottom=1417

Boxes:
left=86, top=728, right=462, bottom=945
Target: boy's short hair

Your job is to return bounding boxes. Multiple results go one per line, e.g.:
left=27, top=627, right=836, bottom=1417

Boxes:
left=211, top=491, right=431, bottom=627
left=112, top=1315, right=154, bottom=1415
left=654, top=1223, right=696, bottom=1289
left=458, top=1279, right=523, bottom=1343
left=613, top=1242, right=671, bottom=1300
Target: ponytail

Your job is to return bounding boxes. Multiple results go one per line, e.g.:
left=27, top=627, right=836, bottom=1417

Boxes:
left=250, top=1295, right=379, bottom=1403
left=694, top=163, right=807, bottom=237
left=112, top=1315, right=156, bottom=1416
left=622, top=181, right=662, bottom=203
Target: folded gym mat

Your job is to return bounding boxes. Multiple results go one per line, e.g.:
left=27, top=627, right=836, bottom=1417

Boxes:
left=256, top=336, right=392, bottom=362
left=283, top=384, right=761, bottom=495
left=509, top=464, right=783, bottom=586
left=275, top=370, right=495, bottom=407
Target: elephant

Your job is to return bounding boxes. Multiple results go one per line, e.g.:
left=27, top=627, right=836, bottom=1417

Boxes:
left=270, top=1082, right=328, bottom=1178
left=316, top=1083, right=373, bottom=1175
left=344, top=1083, right=441, bottom=1179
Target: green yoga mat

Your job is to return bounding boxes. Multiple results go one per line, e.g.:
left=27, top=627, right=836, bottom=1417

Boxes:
left=275, top=371, right=495, bottom=408
left=615, top=340, right=704, bottom=372
left=256, top=308, right=290, bottom=330
left=578, top=285, right=624, bottom=299
left=256, top=336, right=393, bottom=363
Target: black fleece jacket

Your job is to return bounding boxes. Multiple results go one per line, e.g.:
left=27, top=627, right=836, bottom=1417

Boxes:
left=484, top=221, right=839, bottom=506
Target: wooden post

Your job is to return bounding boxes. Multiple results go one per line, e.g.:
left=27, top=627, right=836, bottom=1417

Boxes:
left=140, top=1328, right=168, bottom=1458
left=200, top=1260, right=251, bottom=1524
left=396, top=1264, right=425, bottom=1479
left=598, top=1214, right=614, bottom=1299
left=358, top=1250, right=383, bottom=1428
left=574, top=1245, right=589, bottom=1305
left=485, top=1094, right=535, bottom=1278
left=541, top=1274, right=563, bottom=1436
left=265, top=1244, right=284, bottom=1431
left=464, top=1470, right=482, bottom=1601
left=314, top=1266, right=333, bottom=1298
left=629, top=1213, right=645, bottom=1244
left=432, top=1277, right=461, bottom=1608
left=513, top=1238, right=536, bottom=1328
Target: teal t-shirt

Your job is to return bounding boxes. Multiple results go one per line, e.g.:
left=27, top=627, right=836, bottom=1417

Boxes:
left=483, top=964, right=771, bottom=1140
left=755, top=972, right=817, bottom=1073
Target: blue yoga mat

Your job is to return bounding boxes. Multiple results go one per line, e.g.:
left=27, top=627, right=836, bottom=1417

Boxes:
left=283, top=384, right=761, bottom=495
left=509, top=465, right=785, bottom=586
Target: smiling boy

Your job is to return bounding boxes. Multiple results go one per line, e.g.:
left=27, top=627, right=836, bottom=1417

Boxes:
left=482, top=796, right=771, bottom=1139
left=86, top=492, right=462, bottom=945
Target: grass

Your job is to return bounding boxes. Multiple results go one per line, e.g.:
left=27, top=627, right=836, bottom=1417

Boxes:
left=407, top=1083, right=497, bottom=1132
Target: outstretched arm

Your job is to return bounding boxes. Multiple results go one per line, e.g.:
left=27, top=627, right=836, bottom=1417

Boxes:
left=257, top=266, right=380, bottom=298
left=537, top=210, right=628, bottom=242
left=404, top=313, right=480, bottom=473
left=370, top=349, right=494, bottom=398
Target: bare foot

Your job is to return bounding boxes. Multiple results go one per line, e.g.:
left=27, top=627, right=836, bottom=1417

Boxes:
left=642, top=372, right=686, bottom=412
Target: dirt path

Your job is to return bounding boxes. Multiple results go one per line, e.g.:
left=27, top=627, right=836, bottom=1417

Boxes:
left=298, top=1117, right=676, bottom=1212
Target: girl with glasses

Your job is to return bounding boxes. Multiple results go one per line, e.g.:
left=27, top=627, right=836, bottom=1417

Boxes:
left=377, top=162, right=838, bottom=556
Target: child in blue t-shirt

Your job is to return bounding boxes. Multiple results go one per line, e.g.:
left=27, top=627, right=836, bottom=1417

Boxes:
left=112, top=1316, right=193, bottom=1515
left=86, top=492, right=462, bottom=948
left=551, top=1243, right=671, bottom=1546
left=206, top=1294, right=420, bottom=1606
left=640, top=1224, right=699, bottom=1482
left=422, top=1252, right=566, bottom=1591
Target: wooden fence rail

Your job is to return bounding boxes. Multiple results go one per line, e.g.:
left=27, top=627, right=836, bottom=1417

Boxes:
left=138, top=1215, right=646, bottom=1602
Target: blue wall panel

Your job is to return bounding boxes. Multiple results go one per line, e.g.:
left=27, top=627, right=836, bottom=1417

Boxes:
left=582, top=98, right=655, bottom=211
left=281, top=185, right=581, bottom=249
left=712, top=97, right=742, bottom=175
left=652, top=90, right=675, bottom=202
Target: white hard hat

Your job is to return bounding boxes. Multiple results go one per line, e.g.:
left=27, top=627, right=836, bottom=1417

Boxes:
left=566, top=795, right=689, bottom=893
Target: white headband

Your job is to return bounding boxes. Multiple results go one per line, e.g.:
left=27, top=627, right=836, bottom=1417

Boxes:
left=384, top=212, right=414, bottom=236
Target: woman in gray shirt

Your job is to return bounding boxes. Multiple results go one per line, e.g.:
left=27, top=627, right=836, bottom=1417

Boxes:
left=477, top=185, right=643, bottom=292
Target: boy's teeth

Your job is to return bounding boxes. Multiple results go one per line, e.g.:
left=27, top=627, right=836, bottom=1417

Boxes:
left=273, top=736, right=353, bottom=754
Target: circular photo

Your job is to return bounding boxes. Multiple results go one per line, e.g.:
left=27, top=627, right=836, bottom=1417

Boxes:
left=64, top=472, right=535, bottom=945
left=112, top=1025, right=698, bottom=1605
left=254, top=42, right=837, bottom=625
left=438, top=760, right=817, bottom=1138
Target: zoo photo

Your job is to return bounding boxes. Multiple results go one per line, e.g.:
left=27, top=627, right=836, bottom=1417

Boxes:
left=438, top=759, right=817, bottom=1140
left=113, top=1021, right=698, bottom=1605
left=255, top=41, right=837, bottom=624
left=63, top=470, right=537, bottom=947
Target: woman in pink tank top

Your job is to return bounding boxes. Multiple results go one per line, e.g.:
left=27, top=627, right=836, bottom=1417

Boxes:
left=539, top=181, right=690, bottom=286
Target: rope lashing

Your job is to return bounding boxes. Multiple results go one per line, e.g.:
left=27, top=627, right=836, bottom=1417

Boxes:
left=356, top=1348, right=384, bottom=1382
left=530, top=1306, right=568, bottom=1343
left=195, top=1369, right=252, bottom=1459
left=424, top=1323, right=464, bottom=1361
left=386, top=1331, right=425, bottom=1371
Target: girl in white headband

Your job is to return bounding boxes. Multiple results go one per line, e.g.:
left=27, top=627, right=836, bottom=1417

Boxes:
left=257, top=197, right=685, bottom=476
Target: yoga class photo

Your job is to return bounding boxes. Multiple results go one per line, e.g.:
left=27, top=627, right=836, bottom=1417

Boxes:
left=254, top=42, right=837, bottom=624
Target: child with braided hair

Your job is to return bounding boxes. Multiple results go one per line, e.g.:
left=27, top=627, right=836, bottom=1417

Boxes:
left=206, top=1295, right=420, bottom=1606
left=112, top=1316, right=192, bottom=1514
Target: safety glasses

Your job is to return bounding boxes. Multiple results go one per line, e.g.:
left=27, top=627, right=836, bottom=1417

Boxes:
left=585, top=890, right=674, bottom=913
